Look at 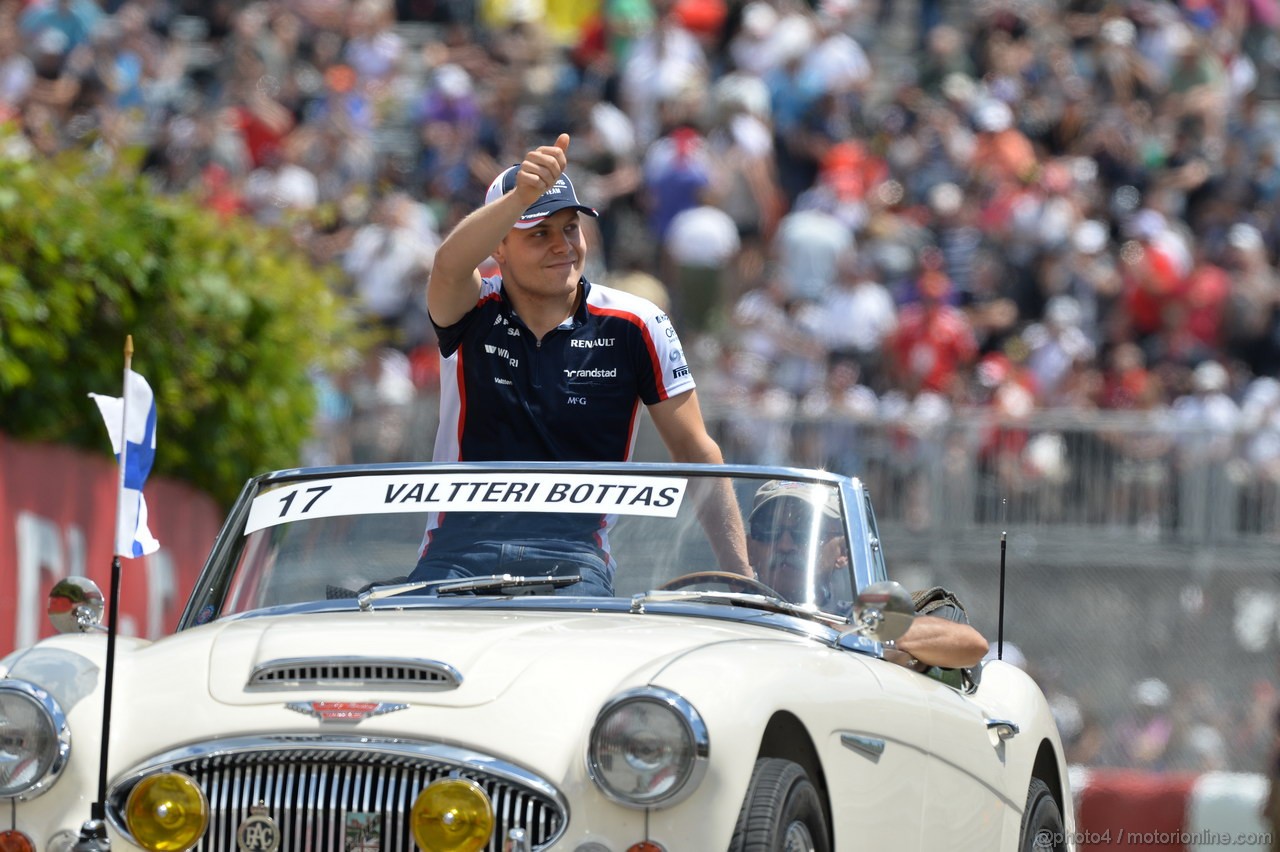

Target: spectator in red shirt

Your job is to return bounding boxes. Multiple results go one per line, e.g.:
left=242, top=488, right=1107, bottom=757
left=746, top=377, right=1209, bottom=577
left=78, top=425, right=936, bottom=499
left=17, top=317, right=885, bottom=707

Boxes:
left=887, top=269, right=979, bottom=397
left=1118, top=210, right=1187, bottom=342
left=1181, top=241, right=1232, bottom=348
left=1100, top=341, right=1157, bottom=410
left=222, top=74, right=294, bottom=170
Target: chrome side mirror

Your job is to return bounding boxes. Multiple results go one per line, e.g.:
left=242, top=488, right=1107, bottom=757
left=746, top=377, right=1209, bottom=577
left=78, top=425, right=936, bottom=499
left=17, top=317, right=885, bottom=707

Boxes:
left=48, top=577, right=106, bottom=634
left=851, top=580, right=914, bottom=643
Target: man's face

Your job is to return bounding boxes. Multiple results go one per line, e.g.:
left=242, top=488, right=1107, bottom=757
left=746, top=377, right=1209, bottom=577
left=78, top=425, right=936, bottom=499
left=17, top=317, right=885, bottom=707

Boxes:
left=746, top=497, right=846, bottom=603
left=493, top=208, right=587, bottom=299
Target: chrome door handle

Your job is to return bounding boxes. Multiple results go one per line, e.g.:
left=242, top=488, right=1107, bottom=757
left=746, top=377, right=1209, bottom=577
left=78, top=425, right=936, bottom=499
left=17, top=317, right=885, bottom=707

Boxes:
left=986, top=718, right=1020, bottom=740
left=841, top=733, right=886, bottom=760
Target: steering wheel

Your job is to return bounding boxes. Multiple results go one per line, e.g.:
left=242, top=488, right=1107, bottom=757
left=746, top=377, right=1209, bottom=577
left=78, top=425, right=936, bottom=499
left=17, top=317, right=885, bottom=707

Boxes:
left=657, top=571, right=780, bottom=596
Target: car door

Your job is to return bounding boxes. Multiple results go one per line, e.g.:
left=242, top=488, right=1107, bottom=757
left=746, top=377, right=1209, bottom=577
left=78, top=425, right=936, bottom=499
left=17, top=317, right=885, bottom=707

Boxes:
left=919, top=673, right=1013, bottom=849
left=824, top=643, right=930, bottom=851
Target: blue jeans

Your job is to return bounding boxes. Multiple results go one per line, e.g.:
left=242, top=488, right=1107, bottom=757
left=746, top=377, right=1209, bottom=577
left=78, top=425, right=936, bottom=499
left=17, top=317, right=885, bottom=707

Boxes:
left=410, top=539, right=614, bottom=597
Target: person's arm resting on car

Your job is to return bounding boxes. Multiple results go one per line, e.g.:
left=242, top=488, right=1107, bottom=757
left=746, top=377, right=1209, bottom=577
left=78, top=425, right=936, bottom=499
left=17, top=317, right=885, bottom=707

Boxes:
left=887, top=615, right=989, bottom=671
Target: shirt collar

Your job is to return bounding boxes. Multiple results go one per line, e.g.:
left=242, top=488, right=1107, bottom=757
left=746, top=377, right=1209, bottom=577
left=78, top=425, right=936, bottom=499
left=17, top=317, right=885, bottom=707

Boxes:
left=495, top=277, right=592, bottom=334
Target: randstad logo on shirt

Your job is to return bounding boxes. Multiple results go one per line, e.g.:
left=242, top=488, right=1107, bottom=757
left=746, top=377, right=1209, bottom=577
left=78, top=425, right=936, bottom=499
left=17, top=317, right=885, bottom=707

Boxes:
left=565, top=368, right=617, bottom=379
left=570, top=338, right=616, bottom=349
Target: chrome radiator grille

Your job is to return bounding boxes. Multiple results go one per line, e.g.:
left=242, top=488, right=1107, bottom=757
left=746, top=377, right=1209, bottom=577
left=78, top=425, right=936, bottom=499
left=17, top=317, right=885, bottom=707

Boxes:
left=108, top=736, right=567, bottom=852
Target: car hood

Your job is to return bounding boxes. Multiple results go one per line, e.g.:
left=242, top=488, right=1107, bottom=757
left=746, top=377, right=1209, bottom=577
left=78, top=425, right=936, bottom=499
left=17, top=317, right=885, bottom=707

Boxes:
left=203, top=607, right=801, bottom=708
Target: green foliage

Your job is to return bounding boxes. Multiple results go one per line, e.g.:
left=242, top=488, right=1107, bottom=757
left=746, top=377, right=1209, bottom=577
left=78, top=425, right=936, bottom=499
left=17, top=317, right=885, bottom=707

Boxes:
left=0, top=131, right=361, bottom=506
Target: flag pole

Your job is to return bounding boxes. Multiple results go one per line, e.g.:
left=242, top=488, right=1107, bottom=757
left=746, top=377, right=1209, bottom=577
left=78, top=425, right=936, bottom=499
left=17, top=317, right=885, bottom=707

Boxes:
left=81, top=336, right=133, bottom=847
left=97, top=336, right=131, bottom=812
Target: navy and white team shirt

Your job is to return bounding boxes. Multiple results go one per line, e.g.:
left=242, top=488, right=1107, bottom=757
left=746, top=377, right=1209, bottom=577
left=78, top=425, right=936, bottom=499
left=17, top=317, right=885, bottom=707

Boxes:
left=432, top=275, right=695, bottom=463
left=420, top=275, right=695, bottom=565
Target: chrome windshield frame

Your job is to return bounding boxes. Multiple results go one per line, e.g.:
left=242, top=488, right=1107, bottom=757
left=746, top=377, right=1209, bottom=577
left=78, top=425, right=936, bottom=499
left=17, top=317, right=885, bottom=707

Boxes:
left=179, top=462, right=876, bottom=633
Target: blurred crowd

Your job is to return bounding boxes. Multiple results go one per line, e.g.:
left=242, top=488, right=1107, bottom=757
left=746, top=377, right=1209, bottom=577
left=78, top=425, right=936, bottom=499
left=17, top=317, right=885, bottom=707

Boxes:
left=5, top=0, right=1280, bottom=772
left=1000, top=639, right=1280, bottom=776
left=4, top=0, right=1280, bottom=458
left=6, top=0, right=1279, bottom=491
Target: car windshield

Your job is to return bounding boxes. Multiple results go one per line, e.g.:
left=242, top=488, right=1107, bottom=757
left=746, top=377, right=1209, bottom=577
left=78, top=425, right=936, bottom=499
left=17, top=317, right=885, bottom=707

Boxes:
left=190, top=465, right=864, bottom=625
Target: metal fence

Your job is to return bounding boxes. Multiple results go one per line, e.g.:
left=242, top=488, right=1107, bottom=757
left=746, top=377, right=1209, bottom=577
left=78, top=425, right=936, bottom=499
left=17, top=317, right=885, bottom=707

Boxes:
left=703, top=406, right=1280, bottom=776
left=708, top=407, right=1280, bottom=562
left=342, top=398, right=1280, bottom=774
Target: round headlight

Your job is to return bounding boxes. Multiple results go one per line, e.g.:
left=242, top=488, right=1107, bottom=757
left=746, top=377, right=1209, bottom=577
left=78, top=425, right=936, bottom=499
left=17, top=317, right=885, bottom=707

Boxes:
left=0, top=681, right=70, bottom=799
left=411, top=778, right=494, bottom=852
left=125, top=772, right=209, bottom=852
left=587, top=687, right=708, bottom=808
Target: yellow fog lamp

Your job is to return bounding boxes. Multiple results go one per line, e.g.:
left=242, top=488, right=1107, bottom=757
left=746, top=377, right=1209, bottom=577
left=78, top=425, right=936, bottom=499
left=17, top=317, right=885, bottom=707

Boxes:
left=124, top=772, right=209, bottom=852
left=411, top=777, right=494, bottom=852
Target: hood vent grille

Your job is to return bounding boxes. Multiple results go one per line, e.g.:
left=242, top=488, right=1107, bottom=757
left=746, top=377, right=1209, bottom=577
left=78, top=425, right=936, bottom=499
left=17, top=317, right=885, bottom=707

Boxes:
left=248, top=657, right=461, bottom=690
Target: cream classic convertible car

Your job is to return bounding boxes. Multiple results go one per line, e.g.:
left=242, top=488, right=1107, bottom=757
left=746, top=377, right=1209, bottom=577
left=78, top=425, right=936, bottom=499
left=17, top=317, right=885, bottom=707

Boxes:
left=0, top=463, right=1075, bottom=851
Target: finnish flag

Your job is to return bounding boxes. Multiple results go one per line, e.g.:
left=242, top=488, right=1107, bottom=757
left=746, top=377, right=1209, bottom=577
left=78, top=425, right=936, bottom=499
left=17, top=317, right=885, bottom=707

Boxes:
left=89, top=369, right=161, bottom=558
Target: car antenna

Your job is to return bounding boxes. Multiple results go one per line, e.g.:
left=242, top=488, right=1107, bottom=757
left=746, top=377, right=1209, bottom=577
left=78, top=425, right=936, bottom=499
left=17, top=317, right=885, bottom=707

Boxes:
left=74, top=335, right=144, bottom=850
left=997, top=498, right=1007, bottom=661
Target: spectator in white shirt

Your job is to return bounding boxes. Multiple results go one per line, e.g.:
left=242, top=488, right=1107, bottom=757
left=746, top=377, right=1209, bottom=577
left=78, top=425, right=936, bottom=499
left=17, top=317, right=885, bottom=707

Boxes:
left=1023, top=295, right=1097, bottom=406
left=663, top=184, right=740, bottom=338
left=816, top=249, right=897, bottom=389
left=772, top=200, right=853, bottom=305
left=343, top=192, right=439, bottom=347
left=1172, top=360, right=1242, bottom=538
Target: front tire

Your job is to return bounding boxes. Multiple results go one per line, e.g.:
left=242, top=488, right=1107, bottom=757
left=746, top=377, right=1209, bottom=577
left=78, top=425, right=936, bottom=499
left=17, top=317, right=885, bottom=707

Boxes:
left=730, top=758, right=831, bottom=852
left=1020, top=777, right=1066, bottom=852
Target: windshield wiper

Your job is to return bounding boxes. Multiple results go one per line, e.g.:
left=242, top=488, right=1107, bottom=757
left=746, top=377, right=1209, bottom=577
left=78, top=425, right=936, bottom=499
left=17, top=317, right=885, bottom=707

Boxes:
left=357, top=574, right=582, bottom=611
left=628, top=590, right=846, bottom=626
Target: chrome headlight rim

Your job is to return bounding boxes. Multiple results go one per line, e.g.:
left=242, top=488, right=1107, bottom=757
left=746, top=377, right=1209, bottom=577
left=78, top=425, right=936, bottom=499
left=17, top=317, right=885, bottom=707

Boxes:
left=0, top=679, right=71, bottom=800
left=587, top=686, right=709, bottom=809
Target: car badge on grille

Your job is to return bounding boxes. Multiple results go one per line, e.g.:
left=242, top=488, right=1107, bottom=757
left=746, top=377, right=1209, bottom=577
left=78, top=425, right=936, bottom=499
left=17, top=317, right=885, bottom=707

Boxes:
left=285, top=701, right=408, bottom=722
left=345, top=813, right=382, bottom=851
left=236, top=802, right=280, bottom=852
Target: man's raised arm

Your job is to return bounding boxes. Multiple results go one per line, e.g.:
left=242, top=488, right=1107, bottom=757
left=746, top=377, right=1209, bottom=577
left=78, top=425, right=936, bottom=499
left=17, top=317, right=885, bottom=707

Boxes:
left=427, top=134, right=571, bottom=327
